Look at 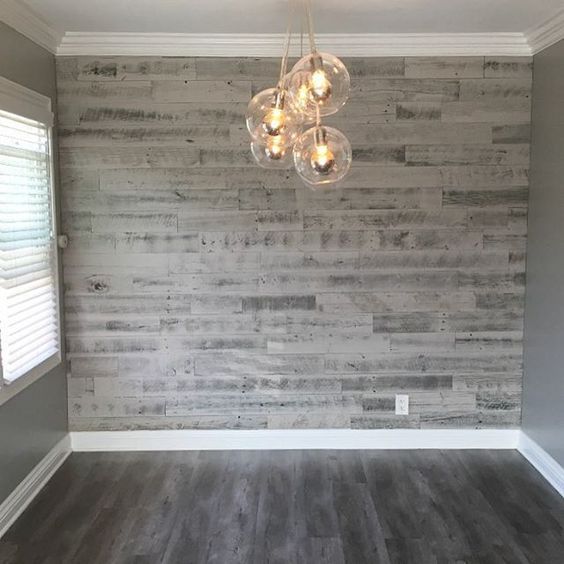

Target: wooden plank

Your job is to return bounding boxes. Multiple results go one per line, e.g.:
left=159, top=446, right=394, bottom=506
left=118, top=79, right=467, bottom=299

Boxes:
left=152, top=80, right=251, bottom=102
left=63, top=189, right=240, bottom=212
left=178, top=211, right=258, bottom=232
left=75, top=57, right=196, bottom=81
left=100, top=167, right=301, bottom=191
left=350, top=79, right=460, bottom=102
left=60, top=146, right=200, bottom=169
left=68, top=102, right=247, bottom=126
left=325, top=352, right=522, bottom=374
left=396, top=102, right=441, bottom=121
left=303, top=187, right=443, bottom=211
left=443, top=187, right=528, bottom=208
left=168, top=252, right=260, bottom=274
left=92, top=213, right=177, bottom=233
left=303, top=229, right=483, bottom=251
left=342, top=57, right=406, bottom=77
left=259, top=271, right=458, bottom=293
left=459, top=79, right=532, bottom=102
left=58, top=80, right=153, bottom=103
left=405, top=57, right=484, bottom=78
left=304, top=210, right=467, bottom=231
left=317, top=292, right=476, bottom=314
left=492, top=124, right=531, bottom=144
left=201, top=231, right=303, bottom=251
left=351, top=145, right=406, bottom=166
left=440, top=166, right=529, bottom=187
left=115, top=233, right=199, bottom=253
left=484, top=57, right=533, bottom=79
left=59, top=125, right=233, bottom=148
left=442, top=101, right=531, bottom=124
left=372, top=311, right=523, bottom=333
left=195, top=57, right=281, bottom=79
left=406, top=144, right=530, bottom=166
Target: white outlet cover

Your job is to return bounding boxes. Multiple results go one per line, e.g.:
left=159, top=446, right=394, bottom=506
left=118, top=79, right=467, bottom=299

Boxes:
left=395, top=394, right=409, bottom=415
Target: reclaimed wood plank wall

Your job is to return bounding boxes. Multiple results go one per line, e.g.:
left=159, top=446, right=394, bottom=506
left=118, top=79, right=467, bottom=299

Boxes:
left=56, top=55, right=532, bottom=431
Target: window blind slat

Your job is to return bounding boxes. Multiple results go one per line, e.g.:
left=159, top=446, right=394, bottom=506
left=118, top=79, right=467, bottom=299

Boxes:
left=0, top=108, right=60, bottom=384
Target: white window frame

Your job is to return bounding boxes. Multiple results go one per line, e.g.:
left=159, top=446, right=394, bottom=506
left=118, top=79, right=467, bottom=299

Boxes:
left=0, top=76, right=62, bottom=407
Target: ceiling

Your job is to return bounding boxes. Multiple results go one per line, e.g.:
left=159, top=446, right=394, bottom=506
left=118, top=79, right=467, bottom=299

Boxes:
left=2, top=0, right=564, bottom=56
left=21, top=0, right=564, bottom=35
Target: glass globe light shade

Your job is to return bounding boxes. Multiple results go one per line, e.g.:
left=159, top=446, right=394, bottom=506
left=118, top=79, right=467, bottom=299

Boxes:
left=293, top=125, right=352, bottom=188
left=287, top=52, right=350, bottom=119
left=246, top=87, right=301, bottom=147
left=250, top=137, right=293, bottom=169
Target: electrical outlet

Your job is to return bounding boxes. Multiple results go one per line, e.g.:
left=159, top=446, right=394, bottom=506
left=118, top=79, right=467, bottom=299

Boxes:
left=395, top=394, right=409, bottom=415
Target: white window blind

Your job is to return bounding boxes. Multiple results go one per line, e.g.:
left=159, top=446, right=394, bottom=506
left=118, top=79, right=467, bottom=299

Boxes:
left=0, top=107, right=60, bottom=385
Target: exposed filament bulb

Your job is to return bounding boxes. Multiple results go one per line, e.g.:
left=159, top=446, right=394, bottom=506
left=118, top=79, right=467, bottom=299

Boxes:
left=265, top=137, right=287, bottom=161
left=310, top=54, right=332, bottom=102
left=262, top=90, right=287, bottom=136
left=310, top=127, right=335, bottom=175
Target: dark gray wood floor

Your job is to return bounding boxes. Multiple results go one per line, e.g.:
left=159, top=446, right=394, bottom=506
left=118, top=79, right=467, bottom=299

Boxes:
left=0, top=450, right=563, bottom=564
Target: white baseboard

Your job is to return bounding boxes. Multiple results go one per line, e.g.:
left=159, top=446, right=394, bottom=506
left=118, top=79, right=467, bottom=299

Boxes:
left=518, top=432, right=564, bottom=498
left=0, top=434, right=71, bottom=538
left=70, top=428, right=520, bottom=452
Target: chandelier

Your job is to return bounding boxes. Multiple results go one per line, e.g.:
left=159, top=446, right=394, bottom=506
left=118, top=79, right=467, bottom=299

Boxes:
left=246, top=0, right=352, bottom=189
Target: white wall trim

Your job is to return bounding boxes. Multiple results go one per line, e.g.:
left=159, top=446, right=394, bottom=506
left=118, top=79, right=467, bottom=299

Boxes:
left=526, top=8, right=564, bottom=54
left=0, top=0, right=62, bottom=54
left=0, top=435, right=71, bottom=539
left=518, top=432, right=564, bottom=498
left=70, top=429, right=521, bottom=452
left=56, top=32, right=532, bottom=57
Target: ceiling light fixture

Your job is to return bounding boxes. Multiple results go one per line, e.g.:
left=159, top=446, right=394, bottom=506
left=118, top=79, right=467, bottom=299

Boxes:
left=245, top=0, right=352, bottom=188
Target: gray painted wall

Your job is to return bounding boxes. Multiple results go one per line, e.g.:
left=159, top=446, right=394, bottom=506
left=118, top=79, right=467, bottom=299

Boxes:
left=523, top=40, right=564, bottom=466
left=57, top=55, right=531, bottom=431
left=0, top=22, right=67, bottom=505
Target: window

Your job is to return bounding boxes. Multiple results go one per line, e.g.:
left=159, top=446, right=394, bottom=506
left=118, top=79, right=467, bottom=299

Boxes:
left=0, top=77, right=61, bottom=398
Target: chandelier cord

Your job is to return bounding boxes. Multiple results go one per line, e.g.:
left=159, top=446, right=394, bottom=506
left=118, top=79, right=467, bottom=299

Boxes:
left=278, top=0, right=296, bottom=87
left=305, top=0, right=317, bottom=53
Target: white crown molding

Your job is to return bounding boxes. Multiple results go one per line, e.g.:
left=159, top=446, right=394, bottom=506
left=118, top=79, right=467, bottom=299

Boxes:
left=70, top=429, right=521, bottom=452
left=2, top=3, right=564, bottom=58
left=0, top=435, right=71, bottom=539
left=0, top=0, right=62, bottom=54
left=526, top=8, right=564, bottom=55
left=518, top=432, right=564, bottom=498
left=56, top=31, right=532, bottom=57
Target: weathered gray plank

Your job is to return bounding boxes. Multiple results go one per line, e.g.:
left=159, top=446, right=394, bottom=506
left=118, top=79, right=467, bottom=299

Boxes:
left=75, top=57, right=196, bottom=81
left=304, top=210, right=467, bottom=231
left=484, top=57, right=533, bottom=79
left=317, top=292, right=476, bottom=314
left=405, top=57, right=484, bottom=78
left=459, top=79, right=532, bottom=102
left=152, top=80, right=251, bottom=102
left=60, top=146, right=200, bottom=169
left=406, top=144, right=529, bottom=166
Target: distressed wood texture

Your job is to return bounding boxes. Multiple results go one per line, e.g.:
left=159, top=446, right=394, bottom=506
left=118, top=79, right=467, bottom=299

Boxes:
left=56, top=56, right=531, bottom=431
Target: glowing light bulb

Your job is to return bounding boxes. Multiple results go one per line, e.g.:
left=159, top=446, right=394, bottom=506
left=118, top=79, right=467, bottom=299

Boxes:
left=246, top=87, right=300, bottom=146
left=262, top=107, right=285, bottom=136
left=265, top=137, right=286, bottom=160
left=310, top=128, right=335, bottom=174
left=296, top=82, right=311, bottom=111
left=310, top=69, right=332, bottom=102
left=250, top=136, right=293, bottom=169
left=288, top=52, right=350, bottom=119
left=293, top=125, right=352, bottom=188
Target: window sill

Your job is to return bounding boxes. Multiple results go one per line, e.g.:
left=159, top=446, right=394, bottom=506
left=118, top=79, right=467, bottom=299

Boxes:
left=0, top=354, right=63, bottom=408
